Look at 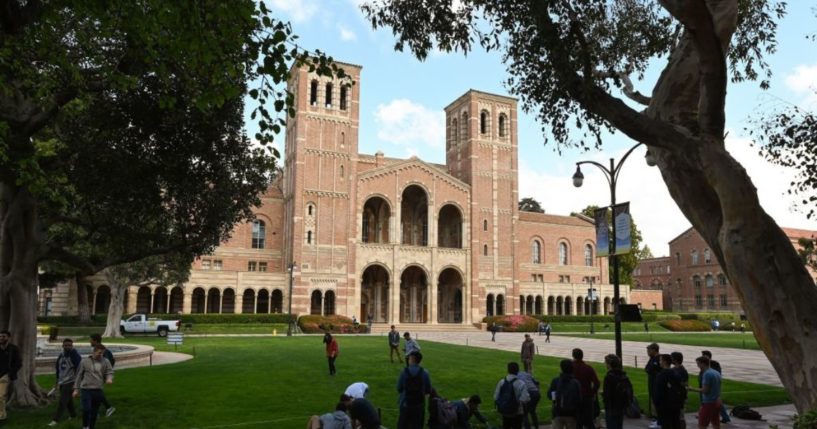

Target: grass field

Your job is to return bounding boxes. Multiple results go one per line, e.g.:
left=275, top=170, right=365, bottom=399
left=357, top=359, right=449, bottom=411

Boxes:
left=57, top=323, right=291, bottom=337
left=558, top=332, right=761, bottom=350
left=11, top=336, right=787, bottom=429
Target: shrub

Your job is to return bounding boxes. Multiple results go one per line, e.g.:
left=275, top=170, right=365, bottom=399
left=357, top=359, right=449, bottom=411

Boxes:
left=532, top=315, right=615, bottom=323
left=483, top=315, right=540, bottom=332
left=298, top=315, right=366, bottom=334
left=178, top=314, right=295, bottom=324
left=658, top=319, right=711, bottom=332
left=793, top=408, right=817, bottom=429
left=37, top=315, right=107, bottom=326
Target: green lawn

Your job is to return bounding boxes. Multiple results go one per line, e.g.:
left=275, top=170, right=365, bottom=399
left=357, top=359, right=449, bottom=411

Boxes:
left=558, top=332, right=761, bottom=350
left=12, top=337, right=786, bottom=429
left=547, top=321, right=672, bottom=333
left=57, top=323, right=290, bottom=337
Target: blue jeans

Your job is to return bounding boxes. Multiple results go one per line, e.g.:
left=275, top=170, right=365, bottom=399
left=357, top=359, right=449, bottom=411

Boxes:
left=720, top=403, right=731, bottom=422
left=81, top=389, right=104, bottom=429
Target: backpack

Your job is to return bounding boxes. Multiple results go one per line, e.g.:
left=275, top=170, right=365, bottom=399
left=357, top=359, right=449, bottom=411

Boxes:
left=625, top=394, right=642, bottom=418
left=731, top=405, right=763, bottom=420
left=663, top=373, right=686, bottom=405
left=403, top=367, right=425, bottom=406
left=432, top=397, right=458, bottom=425
left=553, top=377, right=581, bottom=417
left=613, top=373, right=634, bottom=410
left=495, top=377, right=520, bottom=416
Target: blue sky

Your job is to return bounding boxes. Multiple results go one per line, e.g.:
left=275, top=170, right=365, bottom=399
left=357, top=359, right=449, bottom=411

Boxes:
left=259, top=0, right=817, bottom=254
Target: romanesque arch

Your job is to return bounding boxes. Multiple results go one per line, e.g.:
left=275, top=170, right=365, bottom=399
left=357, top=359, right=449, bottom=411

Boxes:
left=256, top=289, right=270, bottom=313
left=576, top=296, right=584, bottom=316
left=496, top=294, right=505, bottom=316
left=271, top=289, right=283, bottom=313
left=242, top=289, right=256, bottom=314
left=94, top=286, right=111, bottom=314
left=136, top=286, right=151, bottom=314
left=437, top=204, right=463, bottom=248
left=535, top=295, right=543, bottom=315
left=486, top=293, right=495, bottom=317
left=324, top=290, right=336, bottom=316
left=362, top=196, right=391, bottom=243
left=169, top=287, right=184, bottom=314
left=153, top=286, right=168, bottom=314
left=556, top=296, right=564, bottom=315
left=548, top=296, right=555, bottom=315
left=222, top=289, right=235, bottom=314
left=437, top=267, right=463, bottom=323
left=400, top=265, right=428, bottom=323
left=564, top=296, right=573, bottom=315
left=207, top=288, right=221, bottom=313
left=361, top=264, right=390, bottom=323
left=401, top=185, right=428, bottom=246
left=310, top=290, right=323, bottom=315
left=191, top=287, right=206, bottom=313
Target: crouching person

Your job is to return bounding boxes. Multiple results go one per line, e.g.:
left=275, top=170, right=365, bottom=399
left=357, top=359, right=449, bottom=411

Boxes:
left=73, top=344, right=113, bottom=429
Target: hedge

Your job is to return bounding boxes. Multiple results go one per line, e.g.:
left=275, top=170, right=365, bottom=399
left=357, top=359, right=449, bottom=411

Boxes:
left=298, top=315, right=367, bottom=334
left=658, top=319, right=711, bottom=332
left=178, top=314, right=295, bottom=324
left=482, top=315, right=540, bottom=332
left=37, top=315, right=107, bottom=326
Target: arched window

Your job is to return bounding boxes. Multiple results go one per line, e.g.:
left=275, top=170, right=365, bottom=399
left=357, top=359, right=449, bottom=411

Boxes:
left=718, top=274, right=727, bottom=286
left=532, top=240, right=541, bottom=264
left=252, top=220, right=265, bottom=249
left=339, top=165, right=344, bottom=180
left=451, top=118, right=459, bottom=147
left=480, top=110, right=488, bottom=135
left=693, top=275, right=702, bottom=288
left=483, top=244, right=488, bottom=256
left=340, top=132, right=345, bottom=149
left=310, top=80, right=318, bottom=105
left=705, top=275, right=714, bottom=288
left=584, top=244, right=593, bottom=266
left=307, top=230, right=313, bottom=244
left=483, top=219, right=488, bottom=231
left=559, top=242, right=568, bottom=265
left=498, top=113, right=507, bottom=137
left=461, top=112, right=469, bottom=139
left=340, top=86, right=348, bottom=110
left=691, top=250, right=699, bottom=265
left=325, top=83, right=333, bottom=107
left=704, top=248, right=711, bottom=263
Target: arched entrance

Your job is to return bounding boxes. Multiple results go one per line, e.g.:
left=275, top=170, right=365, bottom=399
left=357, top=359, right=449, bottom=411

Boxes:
left=556, top=296, right=564, bottom=315
left=361, top=265, right=390, bottom=322
left=576, top=296, right=584, bottom=316
left=191, top=288, right=205, bottom=313
left=547, top=296, right=554, bottom=315
left=535, top=296, right=543, bottom=315
left=136, top=287, right=151, bottom=314
left=153, top=287, right=168, bottom=314
left=437, top=205, right=463, bottom=248
left=486, top=294, right=495, bottom=316
left=207, top=288, right=221, bottom=313
left=324, top=291, right=336, bottom=315
left=310, top=290, right=323, bottom=315
left=400, top=266, right=428, bottom=323
left=169, top=287, right=184, bottom=314
left=401, top=185, right=428, bottom=246
left=525, top=296, right=534, bottom=315
left=362, top=197, right=391, bottom=243
left=222, top=289, right=235, bottom=314
left=565, top=296, right=573, bottom=315
left=256, top=289, right=270, bottom=313
left=94, top=286, right=111, bottom=314
left=271, top=289, right=283, bottom=313
left=496, top=294, right=505, bottom=316
left=437, top=268, right=463, bottom=323
left=242, top=289, right=256, bottom=313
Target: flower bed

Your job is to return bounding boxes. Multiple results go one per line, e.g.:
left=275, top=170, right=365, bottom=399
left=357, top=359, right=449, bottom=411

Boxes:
left=658, top=319, right=711, bottom=332
left=482, top=315, right=540, bottom=332
left=298, top=315, right=367, bottom=334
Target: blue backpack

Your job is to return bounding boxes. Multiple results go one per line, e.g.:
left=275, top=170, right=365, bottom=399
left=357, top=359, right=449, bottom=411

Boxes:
left=495, top=377, right=520, bottom=416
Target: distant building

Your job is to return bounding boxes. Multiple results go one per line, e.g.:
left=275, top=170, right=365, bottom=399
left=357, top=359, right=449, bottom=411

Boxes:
left=633, top=226, right=817, bottom=312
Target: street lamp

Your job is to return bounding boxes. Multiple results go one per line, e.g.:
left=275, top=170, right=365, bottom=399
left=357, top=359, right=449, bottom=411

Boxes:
left=572, top=142, right=655, bottom=358
left=287, top=261, right=297, bottom=336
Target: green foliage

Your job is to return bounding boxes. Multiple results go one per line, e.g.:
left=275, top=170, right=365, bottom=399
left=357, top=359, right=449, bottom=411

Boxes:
left=298, top=315, right=367, bottom=334
left=793, top=408, right=817, bottom=429
left=797, top=237, right=817, bottom=272
left=519, top=197, right=545, bottom=213
left=37, top=315, right=108, bottom=326
left=658, top=319, right=712, bottom=332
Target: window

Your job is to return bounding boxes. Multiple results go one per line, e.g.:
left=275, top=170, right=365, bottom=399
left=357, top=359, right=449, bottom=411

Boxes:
left=531, top=274, right=537, bottom=282
left=666, top=265, right=671, bottom=274
left=704, top=248, right=711, bottom=264
left=693, top=275, right=702, bottom=289
left=461, top=112, right=469, bottom=139
left=310, top=80, right=318, bottom=105
left=325, top=83, right=333, bottom=107
left=720, top=294, right=728, bottom=307
left=532, top=240, right=541, bottom=264
left=718, top=274, right=727, bottom=286
left=675, top=252, right=680, bottom=265
left=248, top=261, right=257, bottom=272
left=559, top=242, right=568, bottom=265
left=213, top=260, right=223, bottom=271
left=483, top=219, right=488, bottom=231
left=483, top=244, right=488, bottom=256
left=559, top=275, right=570, bottom=283
left=307, top=230, right=313, bottom=244
left=451, top=118, right=459, bottom=147
left=339, top=165, right=344, bottom=180
left=307, top=205, right=313, bottom=216
left=259, top=262, right=267, bottom=272
left=705, top=275, right=714, bottom=288
left=584, top=244, right=593, bottom=266
left=252, top=220, right=266, bottom=249
left=537, top=274, right=543, bottom=282
left=695, top=295, right=703, bottom=306
left=498, top=113, right=507, bottom=137
left=201, top=259, right=211, bottom=270
left=691, top=250, right=699, bottom=265
left=707, top=294, right=715, bottom=307
left=480, top=110, right=488, bottom=135
left=565, top=275, right=570, bottom=283
left=340, top=86, right=348, bottom=110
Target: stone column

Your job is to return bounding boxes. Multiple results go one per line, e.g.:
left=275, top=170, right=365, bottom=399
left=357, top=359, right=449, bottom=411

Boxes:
left=391, top=277, right=400, bottom=323
left=235, top=292, right=244, bottom=314
left=429, top=281, right=438, bottom=324
left=126, top=288, right=138, bottom=314
left=182, top=290, right=192, bottom=314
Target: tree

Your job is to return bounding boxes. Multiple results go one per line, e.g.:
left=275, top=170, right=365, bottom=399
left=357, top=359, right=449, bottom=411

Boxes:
left=0, top=1, right=344, bottom=406
left=796, top=237, right=817, bottom=272
left=519, top=197, right=545, bottom=213
left=362, top=0, right=817, bottom=411
left=575, top=205, right=648, bottom=287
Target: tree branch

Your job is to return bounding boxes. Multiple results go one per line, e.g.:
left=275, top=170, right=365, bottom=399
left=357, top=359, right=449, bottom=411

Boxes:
left=596, top=71, right=652, bottom=106
left=0, top=0, right=43, bottom=35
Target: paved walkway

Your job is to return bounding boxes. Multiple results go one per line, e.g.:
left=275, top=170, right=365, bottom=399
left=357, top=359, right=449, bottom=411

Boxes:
left=116, top=351, right=193, bottom=369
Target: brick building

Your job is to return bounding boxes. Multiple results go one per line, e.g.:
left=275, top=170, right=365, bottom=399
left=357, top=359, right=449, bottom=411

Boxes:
left=41, top=60, right=630, bottom=325
left=633, top=226, right=817, bottom=312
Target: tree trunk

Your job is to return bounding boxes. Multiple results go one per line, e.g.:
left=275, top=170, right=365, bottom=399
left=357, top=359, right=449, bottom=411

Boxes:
left=76, top=274, right=91, bottom=324
left=5, top=275, right=47, bottom=406
left=102, top=270, right=126, bottom=338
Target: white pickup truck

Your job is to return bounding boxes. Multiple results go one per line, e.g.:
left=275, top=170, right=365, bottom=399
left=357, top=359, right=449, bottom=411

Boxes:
left=120, top=314, right=181, bottom=337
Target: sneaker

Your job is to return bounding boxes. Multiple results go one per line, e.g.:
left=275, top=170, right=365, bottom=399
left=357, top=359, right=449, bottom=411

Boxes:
left=649, top=421, right=661, bottom=429
left=105, top=407, right=116, bottom=417
left=47, top=421, right=58, bottom=427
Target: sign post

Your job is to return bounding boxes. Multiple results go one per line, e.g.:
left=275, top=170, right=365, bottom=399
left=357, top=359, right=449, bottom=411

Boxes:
left=167, top=332, right=184, bottom=351
left=588, top=286, right=598, bottom=334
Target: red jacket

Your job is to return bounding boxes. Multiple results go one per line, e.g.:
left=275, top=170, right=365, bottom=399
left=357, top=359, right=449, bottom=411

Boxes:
left=326, top=339, right=338, bottom=358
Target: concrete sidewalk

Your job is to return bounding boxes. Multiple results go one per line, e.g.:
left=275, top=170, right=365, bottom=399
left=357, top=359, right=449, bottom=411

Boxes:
left=620, top=404, right=796, bottom=429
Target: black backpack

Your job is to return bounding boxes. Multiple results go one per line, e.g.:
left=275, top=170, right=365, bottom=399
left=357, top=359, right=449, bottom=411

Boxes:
left=614, top=373, right=634, bottom=409
left=495, top=377, right=520, bottom=417
left=403, top=367, right=425, bottom=406
left=553, top=377, right=581, bottom=417
left=731, top=405, right=763, bottom=420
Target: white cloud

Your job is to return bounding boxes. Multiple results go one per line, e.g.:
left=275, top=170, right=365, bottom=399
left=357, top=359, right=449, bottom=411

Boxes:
left=269, top=0, right=319, bottom=23
left=784, top=63, right=817, bottom=107
left=338, top=23, right=357, bottom=41
left=373, top=99, right=445, bottom=148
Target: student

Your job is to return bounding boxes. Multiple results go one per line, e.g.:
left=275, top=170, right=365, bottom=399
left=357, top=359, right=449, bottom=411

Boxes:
left=517, top=368, right=542, bottom=429
left=688, top=356, right=722, bottom=429
left=89, top=333, right=116, bottom=417
left=544, top=323, right=552, bottom=343
left=654, top=354, right=683, bottom=429
left=547, top=359, right=581, bottom=429
left=389, top=325, right=402, bottom=363
left=520, top=334, right=536, bottom=374
left=397, top=351, right=433, bottom=429
left=645, top=343, right=661, bottom=428
left=341, top=393, right=382, bottom=429
left=403, top=332, right=420, bottom=366
left=700, top=351, right=729, bottom=423
left=572, top=348, right=600, bottom=429
left=344, top=382, right=369, bottom=399
left=0, top=330, right=22, bottom=425
left=73, top=344, right=114, bottom=429
left=307, top=403, right=353, bottom=429
left=49, top=338, right=82, bottom=426
left=367, top=314, right=374, bottom=333
left=671, top=352, right=689, bottom=429
left=324, top=333, right=339, bottom=376
left=490, top=323, right=499, bottom=342
left=495, top=362, right=530, bottom=429
left=452, top=395, right=489, bottom=429
left=602, top=354, right=629, bottom=429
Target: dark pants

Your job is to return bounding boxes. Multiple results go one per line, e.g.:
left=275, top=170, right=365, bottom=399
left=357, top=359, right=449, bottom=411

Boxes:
left=658, top=408, right=682, bottom=429
left=605, top=413, right=623, bottom=429
left=81, top=389, right=104, bottom=429
left=545, top=333, right=550, bottom=342
left=502, top=414, right=524, bottom=429
left=397, top=404, right=424, bottom=429
left=52, top=383, right=77, bottom=421
left=578, top=397, right=596, bottom=429
left=327, top=356, right=336, bottom=375
left=523, top=390, right=541, bottom=429
left=390, top=344, right=402, bottom=363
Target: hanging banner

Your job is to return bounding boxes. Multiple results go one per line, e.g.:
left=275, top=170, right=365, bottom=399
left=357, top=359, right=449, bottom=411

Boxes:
left=613, top=202, right=632, bottom=255
left=594, top=207, right=609, bottom=257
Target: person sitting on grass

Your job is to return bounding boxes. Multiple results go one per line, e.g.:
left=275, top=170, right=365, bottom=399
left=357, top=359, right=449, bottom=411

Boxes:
left=341, top=393, right=381, bottom=429
left=452, top=395, right=490, bottom=429
left=307, top=403, right=353, bottom=429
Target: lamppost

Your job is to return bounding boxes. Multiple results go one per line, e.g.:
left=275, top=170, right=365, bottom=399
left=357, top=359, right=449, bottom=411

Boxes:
left=588, top=280, right=597, bottom=334
left=572, top=143, right=656, bottom=358
left=287, top=261, right=297, bottom=336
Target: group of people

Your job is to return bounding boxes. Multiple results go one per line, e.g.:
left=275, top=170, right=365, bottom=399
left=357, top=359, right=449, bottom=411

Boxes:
left=710, top=320, right=746, bottom=333
left=0, top=330, right=116, bottom=429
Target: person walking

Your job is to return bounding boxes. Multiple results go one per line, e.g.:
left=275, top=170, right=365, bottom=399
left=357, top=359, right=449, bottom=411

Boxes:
left=645, top=343, right=662, bottom=428
left=367, top=314, right=374, bottom=333
left=494, top=362, right=530, bottom=429
left=389, top=325, right=403, bottom=364
left=572, top=348, right=600, bottom=429
left=602, top=354, right=630, bottom=429
left=689, top=356, right=722, bottom=429
left=517, top=368, right=541, bottom=429
left=73, top=344, right=114, bottom=429
left=520, top=334, right=536, bottom=374
left=48, top=338, right=82, bottom=426
left=654, top=354, right=684, bottom=429
left=671, top=352, right=689, bottom=429
left=403, top=332, right=420, bottom=367
left=0, top=330, right=22, bottom=425
left=341, top=393, right=382, bottom=429
left=397, top=351, right=433, bottom=429
left=544, top=322, right=552, bottom=343
left=324, top=333, right=339, bottom=376
left=547, top=359, right=582, bottom=429
left=538, top=321, right=545, bottom=336
left=89, top=333, right=116, bottom=417
left=490, top=323, right=499, bottom=342
left=701, top=351, right=730, bottom=424
left=452, top=395, right=489, bottom=429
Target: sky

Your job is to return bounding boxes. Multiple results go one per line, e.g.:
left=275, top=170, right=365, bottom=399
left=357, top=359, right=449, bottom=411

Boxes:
left=258, top=0, right=817, bottom=255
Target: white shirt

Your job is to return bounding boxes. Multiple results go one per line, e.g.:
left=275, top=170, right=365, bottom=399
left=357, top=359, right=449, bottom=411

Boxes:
left=344, top=382, right=369, bottom=399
